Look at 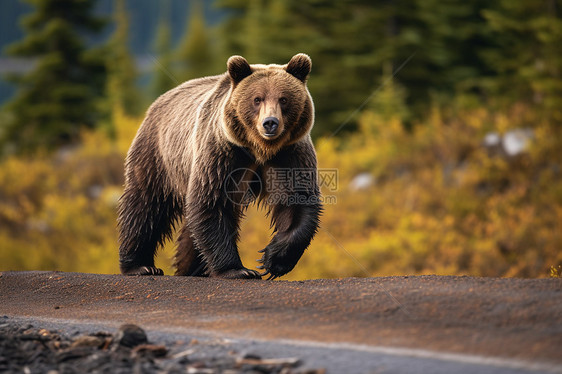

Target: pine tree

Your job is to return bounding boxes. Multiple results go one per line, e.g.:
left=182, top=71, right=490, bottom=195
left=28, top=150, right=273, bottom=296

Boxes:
left=482, top=1, right=562, bottom=123
left=215, top=0, right=247, bottom=60
left=106, top=0, right=142, bottom=117
left=243, top=0, right=264, bottom=62
left=150, top=0, right=176, bottom=99
left=214, top=0, right=500, bottom=136
left=174, top=0, right=215, bottom=82
left=1, top=0, right=107, bottom=153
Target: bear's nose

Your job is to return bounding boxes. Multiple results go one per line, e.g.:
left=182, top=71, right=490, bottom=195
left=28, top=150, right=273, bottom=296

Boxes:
left=262, top=117, right=279, bottom=136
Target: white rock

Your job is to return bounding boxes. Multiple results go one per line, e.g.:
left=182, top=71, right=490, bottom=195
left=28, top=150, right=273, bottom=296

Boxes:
left=483, top=132, right=501, bottom=147
left=502, top=128, right=533, bottom=156
left=349, top=172, right=375, bottom=191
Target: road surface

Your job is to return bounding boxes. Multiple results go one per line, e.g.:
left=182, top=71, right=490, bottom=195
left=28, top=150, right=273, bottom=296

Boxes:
left=0, top=271, right=561, bottom=373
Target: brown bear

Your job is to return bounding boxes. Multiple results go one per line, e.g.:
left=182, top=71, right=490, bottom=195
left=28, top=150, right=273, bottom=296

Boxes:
left=117, top=53, right=321, bottom=279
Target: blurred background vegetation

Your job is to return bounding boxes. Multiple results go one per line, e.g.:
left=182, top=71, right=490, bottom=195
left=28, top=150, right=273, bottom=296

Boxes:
left=0, top=0, right=560, bottom=278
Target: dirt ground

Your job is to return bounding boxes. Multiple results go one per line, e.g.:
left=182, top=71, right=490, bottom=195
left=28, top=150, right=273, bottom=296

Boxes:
left=0, top=271, right=561, bottom=366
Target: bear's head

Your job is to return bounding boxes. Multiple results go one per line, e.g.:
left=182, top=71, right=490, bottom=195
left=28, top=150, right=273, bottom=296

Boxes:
left=223, top=53, right=314, bottom=163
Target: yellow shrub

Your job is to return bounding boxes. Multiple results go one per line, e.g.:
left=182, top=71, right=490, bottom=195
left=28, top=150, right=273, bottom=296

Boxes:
left=1, top=102, right=560, bottom=279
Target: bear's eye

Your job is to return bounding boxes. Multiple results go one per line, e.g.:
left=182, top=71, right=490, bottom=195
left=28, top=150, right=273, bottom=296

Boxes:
left=279, top=97, right=288, bottom=106
left=253, top=97, right=262, bottom=106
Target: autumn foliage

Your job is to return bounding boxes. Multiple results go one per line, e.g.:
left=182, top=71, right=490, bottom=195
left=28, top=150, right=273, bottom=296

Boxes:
left=1, top=100, right=560, bottom=279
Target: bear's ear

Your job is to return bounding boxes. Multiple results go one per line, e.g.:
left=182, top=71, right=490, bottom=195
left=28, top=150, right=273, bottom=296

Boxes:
left=227, top=55, right=252, bottom=85
left=285, top=53, right=312, bottom=83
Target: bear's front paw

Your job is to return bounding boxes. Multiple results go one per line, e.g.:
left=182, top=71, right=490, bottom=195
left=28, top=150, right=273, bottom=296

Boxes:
left=258, top=262, right=294, bottom=280
left=211, top=268, right=262, bottom=279
left=122, top=266, right=164, bottom=276
left=257, top=246, right=297, bottom=280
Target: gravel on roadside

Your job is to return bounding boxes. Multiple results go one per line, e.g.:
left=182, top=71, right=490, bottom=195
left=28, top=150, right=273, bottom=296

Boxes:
left=0, top=317, right=325, bottom=374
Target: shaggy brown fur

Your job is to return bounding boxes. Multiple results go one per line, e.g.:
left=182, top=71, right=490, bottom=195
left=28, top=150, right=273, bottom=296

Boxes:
left=118, top=54, right=321, bottom=279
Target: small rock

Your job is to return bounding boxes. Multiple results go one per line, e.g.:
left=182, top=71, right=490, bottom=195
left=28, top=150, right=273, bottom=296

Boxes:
left=483, top=132, right=501, bottom=147
left=56, top=347, right=92, bottom=363
left=37, top=329, right=51, bottom=337
left=502, top=128, right=533, bottom=156
left=294, top=369, right=326, bottom=374
left=70, top=336, right=104, bottom=348
left=92, top=331, right=113, bottom=338
left=186, top=367, right=214, bottom=374
left=131, top=344, right=168, bottom=358
left=241, top=353, right=261, bottom=360
left=235, top=356, right=301, bottom=368
left=170, top=348, right=195, bottom=360
left=115, top=324, right=148, bottom=348
left=349, top=172, right=375, bottom=191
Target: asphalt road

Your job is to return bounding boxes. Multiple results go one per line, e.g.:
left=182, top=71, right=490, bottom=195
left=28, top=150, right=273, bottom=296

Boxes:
left=1, top=271, right=561, bottom=373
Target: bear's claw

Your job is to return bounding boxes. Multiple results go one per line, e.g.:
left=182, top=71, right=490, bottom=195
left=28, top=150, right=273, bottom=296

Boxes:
left=258, top=270, right=279, bottom=280
left=257, top=246, right=295, bottom=280
left=123, top=266, right=164, bottom=276
left=213, top=268, right=262, bottom=279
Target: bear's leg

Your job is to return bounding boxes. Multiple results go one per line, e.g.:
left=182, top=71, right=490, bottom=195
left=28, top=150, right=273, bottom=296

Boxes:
left=258, top=199, right=321, bottom=279
left=118, top=179, right=182, bottom=276
left=185, top=198, right=261, bottom=279
left=174, top=224, right=208, bottom=276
